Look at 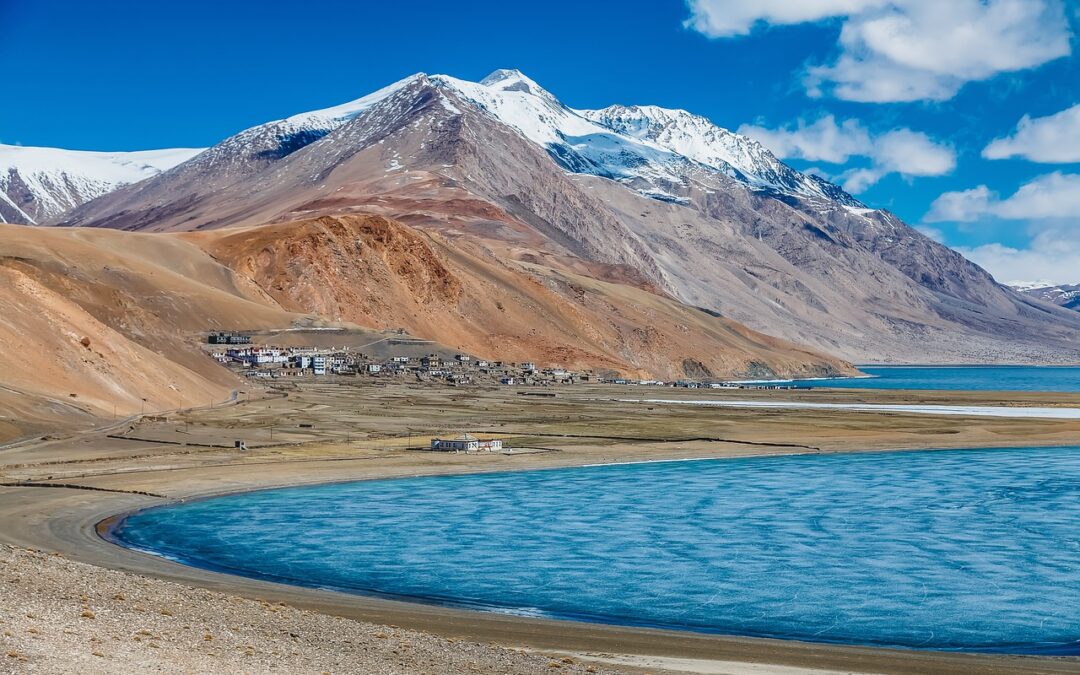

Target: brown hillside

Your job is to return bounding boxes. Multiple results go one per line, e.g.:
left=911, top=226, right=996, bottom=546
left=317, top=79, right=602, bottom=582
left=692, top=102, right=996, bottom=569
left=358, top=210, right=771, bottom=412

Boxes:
left=193, top=215, right=854, bottom=380
left=0, top=224, right=307, bottom=442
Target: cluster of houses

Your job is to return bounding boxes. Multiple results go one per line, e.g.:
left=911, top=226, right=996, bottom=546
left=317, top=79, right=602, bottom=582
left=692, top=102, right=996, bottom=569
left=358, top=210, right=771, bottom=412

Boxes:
left=210, top=339, right=594, bottom=386
left=208, top=333, right=809, bottom=389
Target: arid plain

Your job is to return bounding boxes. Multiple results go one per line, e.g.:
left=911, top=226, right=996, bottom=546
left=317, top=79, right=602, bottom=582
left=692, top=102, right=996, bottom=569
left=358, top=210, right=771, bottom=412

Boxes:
left=4, top=380, right=1080, bottom=674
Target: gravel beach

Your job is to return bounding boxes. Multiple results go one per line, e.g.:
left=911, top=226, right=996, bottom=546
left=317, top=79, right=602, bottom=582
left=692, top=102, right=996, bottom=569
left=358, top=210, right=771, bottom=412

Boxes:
left=0, top=545, right=619, bottom=674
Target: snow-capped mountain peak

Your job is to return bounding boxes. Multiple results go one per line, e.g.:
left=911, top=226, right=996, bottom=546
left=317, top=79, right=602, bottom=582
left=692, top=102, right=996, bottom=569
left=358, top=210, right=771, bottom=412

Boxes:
left=0, top=144, right=202, bottom=224
left=478, top=69, right=555, bottom=100
left=17, top=69, right=863, bottom=225
left=284, top=73, right=427, bottom=128
left=1008, top=280, right=1056, bottom=292
left=1010, top=281, right=1080, bottom=311
left=425, top=72, right=861, bottom=207
left=579, top=104, right=862, bottom=206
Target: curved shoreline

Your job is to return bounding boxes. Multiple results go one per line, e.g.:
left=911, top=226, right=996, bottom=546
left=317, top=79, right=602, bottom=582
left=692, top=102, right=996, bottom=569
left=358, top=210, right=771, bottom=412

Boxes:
left=8, top=449, right=1060, bottom=673
left=8, top=378, right=1080, bottom=674
left=99, top=450, right=1080, bottom=657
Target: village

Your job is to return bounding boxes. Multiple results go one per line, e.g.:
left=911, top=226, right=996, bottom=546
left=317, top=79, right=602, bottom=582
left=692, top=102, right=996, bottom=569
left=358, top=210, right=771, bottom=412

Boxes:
left=207, top=332, right=809, bottom=390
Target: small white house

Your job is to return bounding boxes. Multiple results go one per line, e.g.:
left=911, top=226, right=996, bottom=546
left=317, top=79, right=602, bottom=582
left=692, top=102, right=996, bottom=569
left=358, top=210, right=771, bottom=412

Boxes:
left=366, top=363, right=382, bottom=373
left=430, top=434, right=503, bottom=452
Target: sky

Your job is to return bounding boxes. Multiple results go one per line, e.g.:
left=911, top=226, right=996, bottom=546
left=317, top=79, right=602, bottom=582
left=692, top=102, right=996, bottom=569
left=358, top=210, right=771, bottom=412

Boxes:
left=2, top=0, right=1078, bottom=284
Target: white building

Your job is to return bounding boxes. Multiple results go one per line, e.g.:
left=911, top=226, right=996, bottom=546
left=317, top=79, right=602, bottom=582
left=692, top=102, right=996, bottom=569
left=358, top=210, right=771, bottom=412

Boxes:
left=312, top=356, right=327, bottom=375
left=430, top=434, right=503, bottom=452
left=366, top=364, right=382, bottom=373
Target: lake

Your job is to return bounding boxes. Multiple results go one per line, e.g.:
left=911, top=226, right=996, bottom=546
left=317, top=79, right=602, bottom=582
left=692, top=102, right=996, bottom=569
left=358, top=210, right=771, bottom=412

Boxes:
left=111, top=447, right=1080, bottom=653
left=788, top=365, right=1080, bottom=392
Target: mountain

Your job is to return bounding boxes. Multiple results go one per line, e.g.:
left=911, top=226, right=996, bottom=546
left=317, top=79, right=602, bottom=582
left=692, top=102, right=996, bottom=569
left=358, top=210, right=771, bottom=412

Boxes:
left=50, top=70, right=1080, bottom=363
left=578, top=104, right=861, bottom=206
left=0, top=144, right=201, bottom=224
left=0, top=215, right=852, bottom=442
left=1011, top=282, right=1080, bottom=311
left=0, top=221, right=308, bottom=442
left=194, top=213, right=851, bottom=380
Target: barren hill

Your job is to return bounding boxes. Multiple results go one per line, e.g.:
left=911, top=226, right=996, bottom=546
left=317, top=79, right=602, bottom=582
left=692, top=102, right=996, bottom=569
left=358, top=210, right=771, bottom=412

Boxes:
left=0, top=216, right=852, bottom=443
left=192, top=214, right=850, bottom=379
left=0, top=223, right=304, bottom=441
left=59, top=71, right=1080, bottom=364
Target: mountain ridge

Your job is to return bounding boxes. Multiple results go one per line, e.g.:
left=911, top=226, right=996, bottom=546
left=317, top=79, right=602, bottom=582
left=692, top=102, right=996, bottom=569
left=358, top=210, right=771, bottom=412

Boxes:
left=0, top=144, right=201, bottom=224
left=25, top=69, right=1080, bottom=364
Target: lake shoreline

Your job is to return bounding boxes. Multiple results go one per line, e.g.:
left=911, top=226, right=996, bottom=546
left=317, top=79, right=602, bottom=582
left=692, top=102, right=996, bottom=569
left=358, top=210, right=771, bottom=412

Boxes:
left=5, top=381, right=1080, bottom=673
left=105, top=447, right=1080, bottom=657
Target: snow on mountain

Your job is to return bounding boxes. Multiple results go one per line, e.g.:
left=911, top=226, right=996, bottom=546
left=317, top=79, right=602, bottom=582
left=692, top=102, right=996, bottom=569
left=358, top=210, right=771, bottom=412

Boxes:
left=0, top=144, right=201, bottom=224
left=31, top=69, right=862, bottom=224
left=430, top=70, right=695, bottom=199
left=1011, top=282, right=1080, bottom=310
left=579, top=105, right=862, bottom=207
left=1008, top=280, right=1056, bottom=292
left=417, top=70, right=860, bottom=207
left=179, top=74, right=424, bottom=177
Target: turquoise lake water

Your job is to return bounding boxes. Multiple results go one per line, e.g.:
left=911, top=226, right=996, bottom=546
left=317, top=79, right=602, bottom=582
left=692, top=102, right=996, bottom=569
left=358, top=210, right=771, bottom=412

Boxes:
left=788, top=365, right=1080, bottom=391
left=112, top=447, right=1080, bottom=653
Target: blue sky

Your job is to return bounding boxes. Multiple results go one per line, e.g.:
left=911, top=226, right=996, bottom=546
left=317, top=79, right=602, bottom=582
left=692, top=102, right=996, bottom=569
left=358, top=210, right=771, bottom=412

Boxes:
left=3, top=0, right=1078, bottom=283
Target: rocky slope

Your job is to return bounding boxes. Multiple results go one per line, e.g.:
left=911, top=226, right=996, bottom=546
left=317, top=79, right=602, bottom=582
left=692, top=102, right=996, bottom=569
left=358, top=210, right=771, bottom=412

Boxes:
left=0, top=144, right=200, bottom=224
left=0, top=223, right=309, bottom=440
left=0, top=215, right=852, bottom=442
left=54, top=70, right=1080, bottom=364
left=193, top=214, right=851, bottom=380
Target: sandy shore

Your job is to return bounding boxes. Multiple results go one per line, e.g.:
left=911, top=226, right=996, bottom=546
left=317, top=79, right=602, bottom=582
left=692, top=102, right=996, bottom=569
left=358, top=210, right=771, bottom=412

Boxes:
left=0, top=544, right=629, bottom=675
left=4, top=382, right=1080, bottom=674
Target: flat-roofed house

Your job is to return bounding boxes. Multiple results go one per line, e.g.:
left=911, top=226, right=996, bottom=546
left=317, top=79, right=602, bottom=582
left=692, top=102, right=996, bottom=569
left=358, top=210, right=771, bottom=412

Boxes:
left=430, top=434, right=503, bottom=452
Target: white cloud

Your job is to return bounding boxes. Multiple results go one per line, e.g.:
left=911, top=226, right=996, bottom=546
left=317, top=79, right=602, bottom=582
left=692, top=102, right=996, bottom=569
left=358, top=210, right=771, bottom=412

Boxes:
left=687, top=0, right=1073, bottom=102
left=738, top=115, right=870, bottom=163
left=956, top=229, right=1080, bottom=286
left=983, top=103, right=1080, bottom=163
left=925, top=173, right=1080, bottom=286
left=915, top=225, right=945, bottom=243
left=684, top=0, right=886, bottom=37
left=739, top=115, right=955, bottom=192
left=925, top=173, right=1080, bottom=222
left=923, top=185, right=996, bottom=222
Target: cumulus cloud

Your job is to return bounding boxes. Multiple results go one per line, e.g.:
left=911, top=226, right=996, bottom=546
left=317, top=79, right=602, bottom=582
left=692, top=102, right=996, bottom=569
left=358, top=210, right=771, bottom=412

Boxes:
left=914, top=225, right=946, bottom=243
left=738, top=116, right=870, bottom=163
left=739, top=115, right=954, bottom=192
left=983, top=104, right=1080, bottom=163
left=683, top=0, right=887, bottom=37
left=923, top=185, right=996, bottom=222
left=956, top=229, right=1080, bottom=286
left=925, top=173, right=1080, bottom=222
left=687, top=0, right=1073, bottom=102
left=925, top=173, right=1080, bottom=285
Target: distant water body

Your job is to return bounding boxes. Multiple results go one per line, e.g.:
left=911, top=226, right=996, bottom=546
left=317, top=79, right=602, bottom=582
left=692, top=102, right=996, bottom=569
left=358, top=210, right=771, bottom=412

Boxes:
left=788, top=365, right=1080, bottom=392
left=112, top=447, right=1080, bottom=654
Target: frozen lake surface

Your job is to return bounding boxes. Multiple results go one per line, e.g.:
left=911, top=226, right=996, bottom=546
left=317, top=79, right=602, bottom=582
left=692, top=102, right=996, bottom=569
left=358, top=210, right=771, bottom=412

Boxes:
left=788, top=365, right=1080, bottom=392
left=112, top=447, right=1080, bottom=653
